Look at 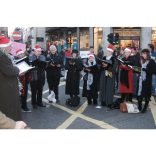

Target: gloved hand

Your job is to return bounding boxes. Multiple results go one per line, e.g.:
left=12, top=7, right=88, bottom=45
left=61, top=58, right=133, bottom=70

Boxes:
left=142, top=68, right=146, bottom=71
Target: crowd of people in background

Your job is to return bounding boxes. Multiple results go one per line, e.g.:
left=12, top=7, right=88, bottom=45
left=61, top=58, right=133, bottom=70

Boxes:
left=0, top=34, right=156, bottom=129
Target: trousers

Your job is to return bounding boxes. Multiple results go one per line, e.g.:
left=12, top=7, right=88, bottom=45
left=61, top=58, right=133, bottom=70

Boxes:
left=151, top=74, right=156, bottom=94
left=47, top=75, right=60, bottom=100
left=21, top=82, right=28, bottom=109
left=30, top=81, right=45, bottom=106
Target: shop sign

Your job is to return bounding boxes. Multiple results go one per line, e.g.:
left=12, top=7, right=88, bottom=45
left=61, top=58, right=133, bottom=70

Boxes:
left=80, top=51, right=90, bottom=58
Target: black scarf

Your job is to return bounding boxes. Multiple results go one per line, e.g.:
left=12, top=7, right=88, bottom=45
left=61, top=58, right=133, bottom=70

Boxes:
left=120, top=56, right=134, bottom=89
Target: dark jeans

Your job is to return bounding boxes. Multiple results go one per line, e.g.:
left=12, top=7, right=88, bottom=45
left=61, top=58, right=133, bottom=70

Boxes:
left=133, top=73, right=138, bottom=95
left=30, top=81, right=44, bottom=105
left=47, top=75, right=60, bottom=100
left=21, top=83, right=28, bottom=109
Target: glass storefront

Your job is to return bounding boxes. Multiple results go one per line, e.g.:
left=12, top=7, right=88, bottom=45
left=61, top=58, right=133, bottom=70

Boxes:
left=113, top=28, right=140, bottom=50
left=94, top=27, right=103, bottom=55
left=80, top=29, right=89, bottom=51
left=151, top=27, right=156, bottom=50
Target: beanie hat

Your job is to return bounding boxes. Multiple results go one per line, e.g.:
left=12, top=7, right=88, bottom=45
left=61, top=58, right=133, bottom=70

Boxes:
left=0, top=35, right=12, bottom=47
left=72, top=49, right=78, bottom=54
left=16, top=49, right=24, bottom=56
left=141, top=49, right=150, bottom=53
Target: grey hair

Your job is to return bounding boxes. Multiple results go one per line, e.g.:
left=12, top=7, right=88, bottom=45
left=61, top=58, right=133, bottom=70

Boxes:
left=50, top=45, right=57, bottom=51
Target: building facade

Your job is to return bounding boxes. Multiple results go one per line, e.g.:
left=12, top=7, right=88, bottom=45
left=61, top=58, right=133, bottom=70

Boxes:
left=45, top=27, right=153, bottom=55
left=23, top=27, right=155, bottom=54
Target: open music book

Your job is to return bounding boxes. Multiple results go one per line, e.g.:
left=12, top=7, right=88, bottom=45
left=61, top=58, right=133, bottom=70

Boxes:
left=128, top=65, right=141, bottom=72
left=16, top=61, right=35, bottom=74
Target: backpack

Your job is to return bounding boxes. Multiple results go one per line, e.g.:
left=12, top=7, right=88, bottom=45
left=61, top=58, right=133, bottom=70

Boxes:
left=108, top=98, right=124, bottom=109
left=66, top=96, right=80, bottom=107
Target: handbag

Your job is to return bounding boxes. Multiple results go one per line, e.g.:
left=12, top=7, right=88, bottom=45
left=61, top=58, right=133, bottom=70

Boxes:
left=120, top=101, right=128, bottom=113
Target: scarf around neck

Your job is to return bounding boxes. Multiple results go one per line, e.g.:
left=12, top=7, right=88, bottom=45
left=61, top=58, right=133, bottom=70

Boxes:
left=138, top=59, right=150, bottom=96
left=86, top=56, right=96, bottom=90
left=105, top=55, right=112, bottom=76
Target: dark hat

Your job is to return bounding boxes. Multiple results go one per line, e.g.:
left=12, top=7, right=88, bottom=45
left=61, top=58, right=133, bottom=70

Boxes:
left=141, top=49, right=150, bottom=53
left=72, top=49, right=78, bottom=54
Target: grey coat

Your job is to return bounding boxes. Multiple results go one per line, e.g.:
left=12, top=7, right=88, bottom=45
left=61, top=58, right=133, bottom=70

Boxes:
left=99, top=56, right=117, bottom=105
left=0, top=50, right=22, bottom=121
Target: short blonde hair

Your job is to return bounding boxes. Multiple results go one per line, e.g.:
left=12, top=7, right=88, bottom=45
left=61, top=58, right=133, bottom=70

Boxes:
left=50, top=45, right=57, bottom=51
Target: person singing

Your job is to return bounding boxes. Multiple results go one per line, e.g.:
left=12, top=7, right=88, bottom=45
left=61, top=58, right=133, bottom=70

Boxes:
left=137, top=49, right=155, bottom=113
left=29, top=45, right=46, bottom=109
left=119, top=47, right=134, bottom=102
left=82, top=53, right=99, bottom=105
left=46, top=45, right=63, bottom=103
left=65, top=50, right=83, bottom=98
left=99, top=45, right=117, bottom=106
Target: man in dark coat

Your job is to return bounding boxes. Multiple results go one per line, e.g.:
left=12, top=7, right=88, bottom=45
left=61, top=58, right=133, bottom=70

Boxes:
left=0, top=36, right=22, bottom=121
left=46, top=45, right=63, bottom=103
left=29, top=45, right=46, bottom=109
left=65, top=50, right=83, bottom=97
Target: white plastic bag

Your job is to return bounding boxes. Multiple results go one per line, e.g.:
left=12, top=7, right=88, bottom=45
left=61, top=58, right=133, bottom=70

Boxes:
left=47, top=91, right=56, bottom=103
left=126, top=103, right=139, bottom=113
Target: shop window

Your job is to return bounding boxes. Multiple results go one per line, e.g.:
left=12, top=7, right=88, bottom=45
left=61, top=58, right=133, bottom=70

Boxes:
left=94, top=27, right=103, bottom=55
left=151, top=27, right=156, bottom=50
left=80, top=29, right=89, bottom=51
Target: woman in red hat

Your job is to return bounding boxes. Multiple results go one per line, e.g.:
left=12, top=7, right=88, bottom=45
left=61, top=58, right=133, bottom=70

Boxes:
left=99, top=45, right=117, bottom=106
left=119, top=47, right=134, bottom=102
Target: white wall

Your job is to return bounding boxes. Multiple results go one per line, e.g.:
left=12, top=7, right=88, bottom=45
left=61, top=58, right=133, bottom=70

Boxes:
left=36, top=27, right=46, bottom=50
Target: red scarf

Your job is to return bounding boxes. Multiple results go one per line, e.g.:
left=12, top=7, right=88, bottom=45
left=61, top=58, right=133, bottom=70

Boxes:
left=21, top=74, right=33, bottom=96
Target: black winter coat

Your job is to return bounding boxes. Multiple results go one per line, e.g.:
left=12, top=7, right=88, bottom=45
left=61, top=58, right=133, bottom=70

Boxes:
left=82, top=63, right=99, bottom=99
left=65, top=57, right=83, bottom=95
left=132, top=54, right=141, bottom=73
left=137, top=59, right=155, bottom=98
left=46, top=52, right=63, bottom=77
left=29, top=54, right=46, bottom=82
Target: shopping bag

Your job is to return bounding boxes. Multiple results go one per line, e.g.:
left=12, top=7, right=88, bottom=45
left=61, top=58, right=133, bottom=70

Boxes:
left=47, top=91, right=56, bottom=103
left=126, top=103, right=139, bottom=113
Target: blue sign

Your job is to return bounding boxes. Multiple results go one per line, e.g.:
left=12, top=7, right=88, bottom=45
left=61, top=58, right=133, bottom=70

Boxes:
left=73, top=42, right=77, bottom=50
left=63, top=43, right=67, bottom=49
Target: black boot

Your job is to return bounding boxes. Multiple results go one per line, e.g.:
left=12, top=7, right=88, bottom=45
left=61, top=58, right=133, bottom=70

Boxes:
left=141, top=98, right=149, bottom=113
left=87, top=98, right=92, bottom=105
left=93, top=99, right=97, bottom=105
left=138, top=97, right=142, bottom=111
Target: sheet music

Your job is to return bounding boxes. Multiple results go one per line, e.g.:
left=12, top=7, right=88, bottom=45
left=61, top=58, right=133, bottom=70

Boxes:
left=14, top=56, right=27, bottom=63
left=16, top=61, right=35, bottom=74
